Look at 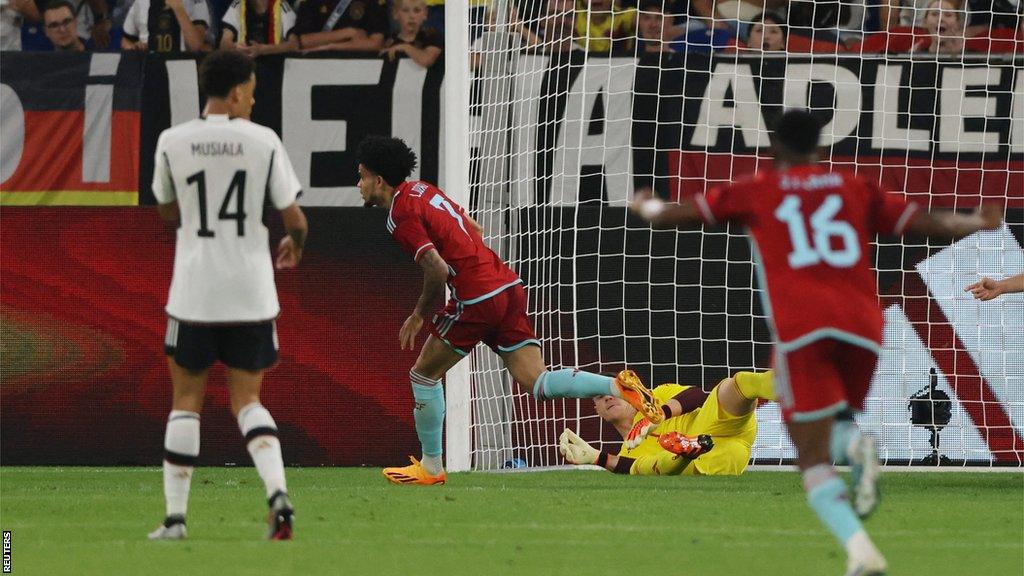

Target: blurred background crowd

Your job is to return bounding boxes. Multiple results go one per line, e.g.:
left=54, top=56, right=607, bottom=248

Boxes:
left=1, top=0, right=1019, bottom=61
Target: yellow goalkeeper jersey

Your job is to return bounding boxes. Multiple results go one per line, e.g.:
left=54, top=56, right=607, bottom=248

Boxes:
left=618, top=381, right=759, bottom=476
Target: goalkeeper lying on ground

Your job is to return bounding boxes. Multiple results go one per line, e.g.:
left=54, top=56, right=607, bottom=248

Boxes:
left=559, top=371, right=774, bottom=475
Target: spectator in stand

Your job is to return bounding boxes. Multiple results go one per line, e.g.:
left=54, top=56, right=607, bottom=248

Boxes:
left=636, top=0, right=677, bottom=52
left=470, top=2, right=541, bottom=70
left=219, top=0, right=296, bottom=51
left=380, top=0, right=442, bottom=68
left=787, top=0, right=880, bottom=46
left=911, top=0, right=965, bottom=53
left=744, top=11, right=786, bottom=50
left=575, top=0, right=636, bottom=53
left=289, top=0, right=388, bottom=52
left=43, top=0, right=90, bottom=50
left=1, top=0, right=40, bottom=50
left=121, top=0, right=210, bottom=52
left=690, top=0, right=783, bottom=30
left=539, top=0, right=582, bottom=52
left=895, top=0, right=1018, bottom=35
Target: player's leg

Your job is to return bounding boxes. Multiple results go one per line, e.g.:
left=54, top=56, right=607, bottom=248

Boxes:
left=383, top=334, right=465, bottom=484
left=223, top=322, right=293, bottom=540
left=833, top=343, right=883, bottom=519
left=495, top=286, right=661, bottom=420
left=150, top=319, right=212, bottom=540
left=780, top=342, right=886, bottom=575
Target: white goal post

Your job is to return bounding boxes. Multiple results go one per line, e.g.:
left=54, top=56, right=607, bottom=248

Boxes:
left=446, top=0, right=1024, bottom=471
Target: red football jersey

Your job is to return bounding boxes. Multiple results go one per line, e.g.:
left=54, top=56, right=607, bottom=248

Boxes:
left=387, top=180, right=521, bottom=303
left=694, top=165, right=920, bottom=347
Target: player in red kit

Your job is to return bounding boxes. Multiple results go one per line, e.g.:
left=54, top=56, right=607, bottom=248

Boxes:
left=632, top=110, right=1002, bottom=576
left=355, top=136, right=677, bottom=486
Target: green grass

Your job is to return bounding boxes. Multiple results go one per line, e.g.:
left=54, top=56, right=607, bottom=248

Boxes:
left=1, top=467, right=1021, bottom=576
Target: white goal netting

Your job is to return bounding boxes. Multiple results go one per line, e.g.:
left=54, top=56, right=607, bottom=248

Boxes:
left=458, top=0, right=1023, bottom=470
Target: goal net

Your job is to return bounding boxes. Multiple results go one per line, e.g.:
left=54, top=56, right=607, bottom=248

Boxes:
left=454, top=0, right=1023, bottom=470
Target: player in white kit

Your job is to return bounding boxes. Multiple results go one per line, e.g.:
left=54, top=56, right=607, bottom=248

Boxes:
left=147, top=50, right=308, bottom=541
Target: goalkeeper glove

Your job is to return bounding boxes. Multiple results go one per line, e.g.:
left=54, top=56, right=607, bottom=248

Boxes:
left=625, top=417, right=657, bottom=450
left=558, top=428, right=600, bottom=465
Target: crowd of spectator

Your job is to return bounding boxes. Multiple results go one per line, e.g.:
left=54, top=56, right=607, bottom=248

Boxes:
left=0, top=0, right=1020, bottom=59
left=473, top=0, right=1023, bottom=57
left=0, top=0, right=447, bottom=64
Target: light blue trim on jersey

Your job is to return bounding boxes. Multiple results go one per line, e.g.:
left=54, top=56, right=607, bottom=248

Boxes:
left=497, top=339, right=542, bottom=353
left=790, top=400, right=851, bottom=423
left=777, top=329, right=882, bottom=355
left=454, top=279, right=523, bottom=306
left=386, top=190, right=403, bottom=233
left=438, top=301, right=464, bottom=337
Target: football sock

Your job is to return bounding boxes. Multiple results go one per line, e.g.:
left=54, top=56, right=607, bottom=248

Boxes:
left=735, top=370, right=775, bottom=401
left=830, top=416, right=860, bottom=466
left=803, top=464, right=864, bottom=546
left=532, top=369, right=617, bottom=400
left=410, top=370, right=445, bottom=475
left=163, top=410, right=200, bottom=518
left=237, top=403, right=287, bottom=499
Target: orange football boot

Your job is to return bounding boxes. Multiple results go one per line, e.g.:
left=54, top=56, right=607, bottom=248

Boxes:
left=614, top=370, right=665, bottom=424
left=383, top=456, right=447, bottom=485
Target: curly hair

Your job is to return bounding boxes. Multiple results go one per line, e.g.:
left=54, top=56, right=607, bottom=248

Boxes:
left=199, top=50, right=255, bottom=99
left=771, top=109, right=821, bottom=155
left=356, top=136, right=418, bottom=187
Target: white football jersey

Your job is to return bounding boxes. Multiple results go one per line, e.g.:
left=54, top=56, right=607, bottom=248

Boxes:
left=152, top=114, right=301, bottom=323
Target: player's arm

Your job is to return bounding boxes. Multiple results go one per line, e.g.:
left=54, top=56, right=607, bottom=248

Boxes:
left=152, top=144, right=180, bottom=223
left=275, top=203, right=307, bottom=269
left=966, top=273, right=1024, bottom=301
left=558, top=429, right=697, bottom=475
left=399, top=248, right=448, bottom=350
left=903, top=204, right=1003, bottom=239
left=157, top=201, right=180, bottom=222
left=630, top=188, right=706, bottom=229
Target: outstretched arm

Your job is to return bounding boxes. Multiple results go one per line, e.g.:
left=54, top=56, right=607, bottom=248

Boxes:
left=904, top=204, right=1003, bottom=239
left=558, top=428, right=697, bottom=475
left=966, top=274, right=1024, bottom=301
left=630, top=189, right=705, bottom=229
left=400, top=248, right=448, bottom=350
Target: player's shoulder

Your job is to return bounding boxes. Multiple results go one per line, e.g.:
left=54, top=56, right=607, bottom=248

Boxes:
left=157, top=118, right=206, bottom=149
left=398, top=180, right=441, bottom=198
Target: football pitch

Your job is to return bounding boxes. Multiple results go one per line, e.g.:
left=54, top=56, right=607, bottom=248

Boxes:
left=1, top=467, right=1021, bottom=576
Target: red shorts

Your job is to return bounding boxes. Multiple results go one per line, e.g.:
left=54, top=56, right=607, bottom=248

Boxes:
left=774, top=337, right=879, bottom=422
left=428, top=283, right=540, bottom=356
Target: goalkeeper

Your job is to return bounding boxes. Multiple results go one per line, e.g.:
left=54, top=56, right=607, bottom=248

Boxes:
left=560, top=371, right=775, bottom=476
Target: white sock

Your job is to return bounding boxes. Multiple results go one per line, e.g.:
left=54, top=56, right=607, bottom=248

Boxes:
left=845, top=530, right=883, bottom=559
left=237, top=403, right=287, bottom=499
left=420, top=454, right=444, bottom=476
left=163, top=410, right=200, bottom=518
